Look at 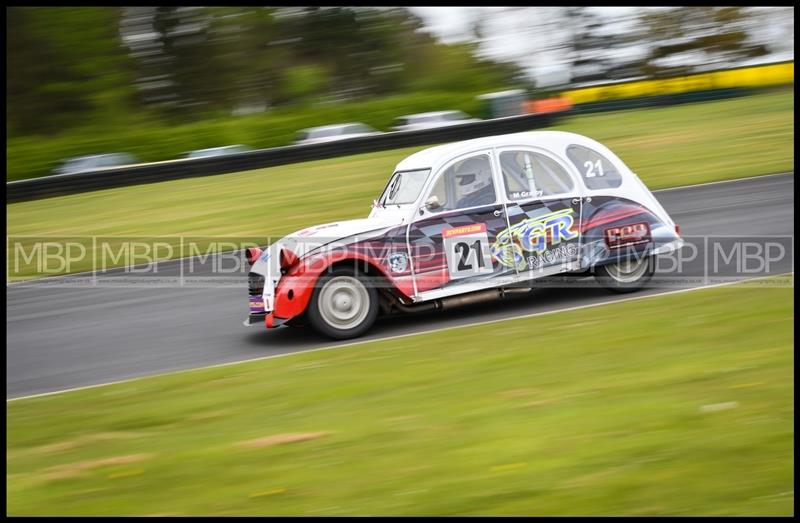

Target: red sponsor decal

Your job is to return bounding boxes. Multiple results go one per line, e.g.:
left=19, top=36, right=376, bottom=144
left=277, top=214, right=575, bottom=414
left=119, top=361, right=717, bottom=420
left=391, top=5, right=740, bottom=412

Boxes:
left=605, top=222, right=651, bottom=249
left=581, top=206, right=646, bottom=232
left=443, top=223, right=486, bottom=238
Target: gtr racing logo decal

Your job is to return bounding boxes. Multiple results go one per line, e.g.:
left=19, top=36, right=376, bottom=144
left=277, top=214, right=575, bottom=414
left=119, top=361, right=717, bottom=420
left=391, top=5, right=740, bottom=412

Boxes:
left=491, top=208, right=580, bottom=271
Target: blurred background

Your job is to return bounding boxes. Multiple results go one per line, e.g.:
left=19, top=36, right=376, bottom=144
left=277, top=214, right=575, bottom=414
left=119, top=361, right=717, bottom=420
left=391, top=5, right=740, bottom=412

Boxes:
left=5, top=6, right=794, bottom=180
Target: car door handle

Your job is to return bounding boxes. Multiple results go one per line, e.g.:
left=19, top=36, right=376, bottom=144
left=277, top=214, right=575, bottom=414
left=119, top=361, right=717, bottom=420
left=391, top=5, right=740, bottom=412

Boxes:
left=493, top=209, right=504, bottom=217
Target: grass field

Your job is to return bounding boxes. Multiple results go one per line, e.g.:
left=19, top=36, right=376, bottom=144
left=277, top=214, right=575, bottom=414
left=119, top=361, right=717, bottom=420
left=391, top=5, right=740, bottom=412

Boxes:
left=6, top=278, right=794, bottom=515
left=6, top=88, right=794, bottom=280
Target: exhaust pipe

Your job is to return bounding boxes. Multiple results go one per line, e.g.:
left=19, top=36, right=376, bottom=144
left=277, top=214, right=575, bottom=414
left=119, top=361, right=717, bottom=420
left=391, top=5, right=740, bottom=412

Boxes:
left=439, top=288, right=503, bottom=309
left=387, top=286, right=533, bottom=314
left=439, top=286, right=532, bottom=309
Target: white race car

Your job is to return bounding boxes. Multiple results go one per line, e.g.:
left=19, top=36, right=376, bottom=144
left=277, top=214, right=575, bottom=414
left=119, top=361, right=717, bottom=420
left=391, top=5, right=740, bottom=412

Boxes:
left=293, top=123, right=382, bottom=145
left=245, top=131, right=684, bottom=339
left=391, top=110, right=481, bottom=132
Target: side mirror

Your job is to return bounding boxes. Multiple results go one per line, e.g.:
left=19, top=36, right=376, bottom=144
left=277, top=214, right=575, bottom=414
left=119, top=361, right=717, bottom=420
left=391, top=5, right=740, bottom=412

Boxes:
left=424, top=195, right=442, bottom=211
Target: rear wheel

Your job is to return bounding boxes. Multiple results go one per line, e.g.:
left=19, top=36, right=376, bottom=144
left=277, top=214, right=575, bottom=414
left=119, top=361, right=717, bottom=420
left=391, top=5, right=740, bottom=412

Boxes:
left=308, top=268, right=379, bottom=339
left=594, top=255, right=655, bottom=293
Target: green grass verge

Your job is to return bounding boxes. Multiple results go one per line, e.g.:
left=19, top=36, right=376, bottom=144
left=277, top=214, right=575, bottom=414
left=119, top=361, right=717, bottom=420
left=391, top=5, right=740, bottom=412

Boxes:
left=6, top=89, right=794, bottom=280
left=7, top=278, right=794, bottom=515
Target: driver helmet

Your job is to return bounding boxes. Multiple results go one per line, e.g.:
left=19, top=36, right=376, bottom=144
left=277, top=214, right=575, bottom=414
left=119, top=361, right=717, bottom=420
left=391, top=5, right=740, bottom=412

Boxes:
left=454, top=158, right=491, bottom=196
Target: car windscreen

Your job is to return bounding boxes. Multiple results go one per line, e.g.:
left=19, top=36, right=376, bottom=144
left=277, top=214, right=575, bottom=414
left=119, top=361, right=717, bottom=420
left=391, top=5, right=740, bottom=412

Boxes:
left=345, top=124, right=371, bottom=134
left=379, top=169, right=431, bottom=206
left=418, top=115, right=441, bottom=124
left=187, top=151, right=212, bottom=159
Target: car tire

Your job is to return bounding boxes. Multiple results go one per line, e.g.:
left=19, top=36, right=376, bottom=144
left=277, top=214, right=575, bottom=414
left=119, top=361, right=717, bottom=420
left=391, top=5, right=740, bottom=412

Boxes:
left=308, top=268, right=379, bottom=340
left=593, top=254, right=655, bottom=293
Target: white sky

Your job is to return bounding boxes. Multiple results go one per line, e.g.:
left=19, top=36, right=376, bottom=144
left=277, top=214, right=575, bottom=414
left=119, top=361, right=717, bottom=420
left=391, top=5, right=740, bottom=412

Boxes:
left=409, top=6, right=794, bottom=86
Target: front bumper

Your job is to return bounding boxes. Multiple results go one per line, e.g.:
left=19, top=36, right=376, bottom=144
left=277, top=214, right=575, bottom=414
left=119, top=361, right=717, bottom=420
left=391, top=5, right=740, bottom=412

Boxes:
left=242, top=312, right=289, bottom=329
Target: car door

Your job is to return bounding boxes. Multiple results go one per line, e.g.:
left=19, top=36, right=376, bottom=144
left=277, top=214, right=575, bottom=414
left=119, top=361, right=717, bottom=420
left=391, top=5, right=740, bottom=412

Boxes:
left=492, top=147, right=584, bottom=279
left=407, top=150, right=515, bottom=298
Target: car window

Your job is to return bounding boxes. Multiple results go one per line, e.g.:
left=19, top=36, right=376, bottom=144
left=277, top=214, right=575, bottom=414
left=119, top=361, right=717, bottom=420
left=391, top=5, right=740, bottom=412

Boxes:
left=499, top=150, right=575, bottom=201
left=347, top=124, right=370, bottom=134
left=63, top=159, right=84, bottom=171
left=379, top=169, right=430, bottom=205
left=308, top=128, right=340, bottom=139
left=95, top=156, right=112, bottom=168
left=426, top=154, right=496, bottom=213
left=566, top=144, right=623, bottom=190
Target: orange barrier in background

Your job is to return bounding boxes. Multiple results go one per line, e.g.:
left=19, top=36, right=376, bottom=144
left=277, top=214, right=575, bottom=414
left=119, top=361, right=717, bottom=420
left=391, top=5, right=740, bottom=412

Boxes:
left=524, top=96, right=574, bottom=114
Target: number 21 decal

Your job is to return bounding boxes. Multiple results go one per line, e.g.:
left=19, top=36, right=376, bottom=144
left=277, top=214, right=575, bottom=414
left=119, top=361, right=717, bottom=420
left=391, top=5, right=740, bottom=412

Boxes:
left=455, top=240, right=485, bottom=271
left=443, top=224, right=494, bottom=280
left=584, top=159, right=604, bottom=178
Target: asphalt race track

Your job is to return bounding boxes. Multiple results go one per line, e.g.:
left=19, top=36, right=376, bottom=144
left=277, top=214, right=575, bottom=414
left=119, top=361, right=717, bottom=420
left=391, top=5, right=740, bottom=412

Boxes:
left=7, top=173, right=794, bottom=399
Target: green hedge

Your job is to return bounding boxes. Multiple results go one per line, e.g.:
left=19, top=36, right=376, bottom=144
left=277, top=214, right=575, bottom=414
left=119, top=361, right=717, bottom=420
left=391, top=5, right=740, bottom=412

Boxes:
left=6, top=91, right=486, bottom=182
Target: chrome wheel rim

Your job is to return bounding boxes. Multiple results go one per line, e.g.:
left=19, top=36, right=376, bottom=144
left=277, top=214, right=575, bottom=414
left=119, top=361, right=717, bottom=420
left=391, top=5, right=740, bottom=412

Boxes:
left=318, top=276, right=370, bottom=330
left=606, top=256, right=650, bottom=283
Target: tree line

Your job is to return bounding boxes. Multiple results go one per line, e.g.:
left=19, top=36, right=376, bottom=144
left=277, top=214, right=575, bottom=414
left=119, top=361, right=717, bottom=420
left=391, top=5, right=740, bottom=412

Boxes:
left=7, top=7, right=527, bottom=137
left=7, top=6, right=788, bottom=138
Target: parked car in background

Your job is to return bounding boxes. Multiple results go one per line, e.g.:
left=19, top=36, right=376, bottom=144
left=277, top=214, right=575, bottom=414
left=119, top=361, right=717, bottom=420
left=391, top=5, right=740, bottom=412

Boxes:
left=476, top=89, right=527, bottom=119
left=184, top=145, right=253, bottom=159
left=294, top=123, right=382, bottom=145
left=52, top=153, right=138, bottom=175
left=391, top=110, right=480, bottom=132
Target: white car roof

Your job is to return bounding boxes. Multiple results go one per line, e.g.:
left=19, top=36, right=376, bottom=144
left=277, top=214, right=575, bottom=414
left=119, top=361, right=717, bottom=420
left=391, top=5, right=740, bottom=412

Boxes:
left=68, top=154, right=119, bottom=161
left=476, top=89, right=526, bottom=100
left=300, top=123, right=367, bottom=132
left=394, top=131, right=618, bottom=172
left=392, top=130, right=675, bottom=228
left=192, top=145, right=245, bottom=153
left=399, top=111, right=463, bottom=119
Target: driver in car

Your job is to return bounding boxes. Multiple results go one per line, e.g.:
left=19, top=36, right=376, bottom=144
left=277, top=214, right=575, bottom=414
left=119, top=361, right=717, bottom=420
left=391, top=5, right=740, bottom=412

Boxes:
left=455, top=157, right=495, bottom=208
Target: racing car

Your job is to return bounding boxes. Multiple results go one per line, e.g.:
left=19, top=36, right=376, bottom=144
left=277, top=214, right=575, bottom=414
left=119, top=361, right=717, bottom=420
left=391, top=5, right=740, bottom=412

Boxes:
left=244, top=131, right=684, bottom=339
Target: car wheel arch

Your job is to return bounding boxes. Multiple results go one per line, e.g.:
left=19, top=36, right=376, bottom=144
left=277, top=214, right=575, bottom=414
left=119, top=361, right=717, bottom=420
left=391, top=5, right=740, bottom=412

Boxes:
left=273, top=254, right=402, bottom=320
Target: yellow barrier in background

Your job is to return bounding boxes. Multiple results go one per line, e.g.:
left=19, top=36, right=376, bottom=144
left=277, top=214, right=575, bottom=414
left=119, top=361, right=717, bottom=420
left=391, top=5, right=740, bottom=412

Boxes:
left=563, top=61, right=794, bottom=105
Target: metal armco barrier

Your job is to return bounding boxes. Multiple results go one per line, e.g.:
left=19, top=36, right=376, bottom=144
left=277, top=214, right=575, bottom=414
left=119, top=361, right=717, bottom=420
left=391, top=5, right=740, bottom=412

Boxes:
left=6, top=112, right=560, bottom=203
